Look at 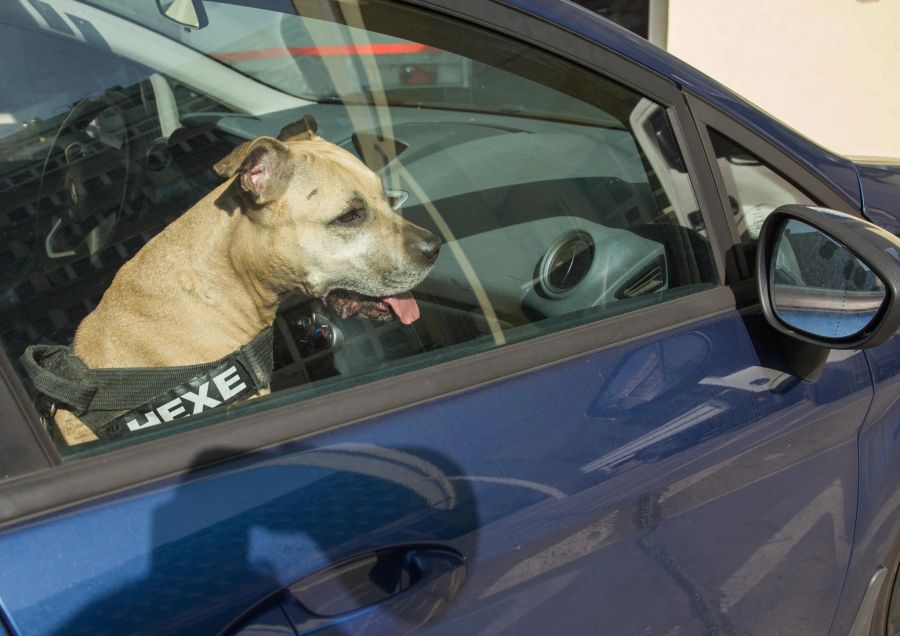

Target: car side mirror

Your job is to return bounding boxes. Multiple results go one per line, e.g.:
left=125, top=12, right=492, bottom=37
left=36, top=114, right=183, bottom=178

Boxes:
left=156, top=0, right=208, bottom=29
left=758, top=204, right=900, bottom=351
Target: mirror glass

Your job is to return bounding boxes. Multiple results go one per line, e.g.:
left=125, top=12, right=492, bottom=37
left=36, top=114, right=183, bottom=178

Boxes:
left=772, top=219, right=886, bottom=339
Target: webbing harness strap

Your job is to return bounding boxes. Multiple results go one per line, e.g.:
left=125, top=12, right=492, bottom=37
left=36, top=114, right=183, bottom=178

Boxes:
left=20, top=328, right=274, bottom=438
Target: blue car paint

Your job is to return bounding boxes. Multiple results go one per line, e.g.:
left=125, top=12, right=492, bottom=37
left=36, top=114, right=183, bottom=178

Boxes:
left=829, top=335, right=900, bottom=634
left=0, top=312, right=874, bottom=634
left=499, top=0, right=864, bottom=211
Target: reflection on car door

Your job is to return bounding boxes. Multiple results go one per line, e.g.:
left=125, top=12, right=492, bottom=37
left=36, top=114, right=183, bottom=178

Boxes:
left=0, top=301, right=870, bottom=635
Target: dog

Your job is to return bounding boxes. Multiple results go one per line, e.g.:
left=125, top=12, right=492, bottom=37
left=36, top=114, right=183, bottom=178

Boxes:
left=51, top=116, right=440, bottom=445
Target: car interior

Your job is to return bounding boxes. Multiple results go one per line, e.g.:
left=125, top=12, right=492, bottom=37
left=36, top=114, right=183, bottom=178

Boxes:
left=0, top=0, right=716, bottom=447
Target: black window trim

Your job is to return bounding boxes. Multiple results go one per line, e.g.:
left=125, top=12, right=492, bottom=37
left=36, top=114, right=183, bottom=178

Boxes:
left=684, top=93, right=860, bottom=281
left=0, top=0, right=737, bottom=525
left=0, top=351, right=57, bottom=476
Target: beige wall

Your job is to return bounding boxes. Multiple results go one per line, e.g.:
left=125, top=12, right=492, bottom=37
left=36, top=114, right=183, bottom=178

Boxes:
left=667, top=0, right=900, bottom=159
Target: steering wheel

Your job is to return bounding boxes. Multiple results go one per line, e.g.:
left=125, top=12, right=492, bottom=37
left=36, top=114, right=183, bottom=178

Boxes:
left=0, top=92, right=138, bottom=308
left=36, top=91, right=136, bottom=265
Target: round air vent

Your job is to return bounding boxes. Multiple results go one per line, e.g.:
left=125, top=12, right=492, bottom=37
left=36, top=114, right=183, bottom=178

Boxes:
left=540, top=232, right=595, bottom=297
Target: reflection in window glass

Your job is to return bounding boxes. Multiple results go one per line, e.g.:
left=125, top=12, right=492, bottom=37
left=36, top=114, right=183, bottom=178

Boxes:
left=0, top=0, right=715, bottom=455
left=708, top=129, right=815, bottom=249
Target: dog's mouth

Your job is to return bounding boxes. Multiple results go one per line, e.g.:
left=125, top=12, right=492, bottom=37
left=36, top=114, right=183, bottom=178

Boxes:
left=325, top=289, right=421, bottom=325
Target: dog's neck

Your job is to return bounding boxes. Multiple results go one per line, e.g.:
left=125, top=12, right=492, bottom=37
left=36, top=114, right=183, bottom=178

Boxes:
left=73, top=182, right=283, bottom=368
left=186, top=185, right=283, bottom=337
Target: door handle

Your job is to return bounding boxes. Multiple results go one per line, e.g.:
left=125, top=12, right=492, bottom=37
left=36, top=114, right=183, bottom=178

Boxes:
left=224, top=546, right=466, bottom=636
left=284, top=545, right=466, bottom=635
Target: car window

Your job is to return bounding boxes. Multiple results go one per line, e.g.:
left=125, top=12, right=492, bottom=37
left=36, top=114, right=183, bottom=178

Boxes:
left=0, top=0, right=716, bottom=458
left=708, top=128, right=816, bottom=255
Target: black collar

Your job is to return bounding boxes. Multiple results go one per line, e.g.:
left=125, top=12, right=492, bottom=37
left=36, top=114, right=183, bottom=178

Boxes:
left=21, top=328, right=274, bottom=439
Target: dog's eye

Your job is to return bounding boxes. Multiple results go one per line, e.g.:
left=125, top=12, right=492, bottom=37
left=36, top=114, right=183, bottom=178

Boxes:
left=332, top=207, right=365, bottom=226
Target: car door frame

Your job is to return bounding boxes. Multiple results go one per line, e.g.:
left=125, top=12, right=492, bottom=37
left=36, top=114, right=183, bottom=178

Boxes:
left=684, top=86, right=885, bottom=636
left=684, top=93, right=862, bottom=281
left=0, top=0, right=740, bottom=528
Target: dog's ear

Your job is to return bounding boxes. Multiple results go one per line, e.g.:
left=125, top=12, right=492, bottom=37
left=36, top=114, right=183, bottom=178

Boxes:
left=213, top=137, right=295, bottom=205
left=278, top=114, right=319, bottom=142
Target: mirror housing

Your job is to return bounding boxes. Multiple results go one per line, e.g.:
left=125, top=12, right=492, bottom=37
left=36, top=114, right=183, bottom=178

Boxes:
left=757, top=205, right=900, bottom=350
left=156, top=0, right=208, bottom=29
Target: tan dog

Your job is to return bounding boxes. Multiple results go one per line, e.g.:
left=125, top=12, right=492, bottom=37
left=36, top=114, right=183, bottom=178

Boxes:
left=53, top=118, right=439, bottom=444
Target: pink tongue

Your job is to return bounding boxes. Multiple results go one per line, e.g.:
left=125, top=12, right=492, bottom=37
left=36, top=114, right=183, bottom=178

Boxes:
left=384, top=294, right=420, bottom=325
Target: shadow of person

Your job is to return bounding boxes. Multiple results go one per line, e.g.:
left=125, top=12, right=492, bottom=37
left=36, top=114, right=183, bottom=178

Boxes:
left=49, top=443, right=478, bottom=636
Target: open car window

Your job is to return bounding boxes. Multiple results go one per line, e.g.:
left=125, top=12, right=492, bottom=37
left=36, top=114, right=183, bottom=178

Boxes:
left=0, top=0, right=716, bottom=459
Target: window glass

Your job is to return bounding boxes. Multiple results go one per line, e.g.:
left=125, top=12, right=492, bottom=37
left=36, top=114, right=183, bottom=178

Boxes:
left=708, top=129, right=815, bottom=250
left=0, top=0, right=715, bottom=457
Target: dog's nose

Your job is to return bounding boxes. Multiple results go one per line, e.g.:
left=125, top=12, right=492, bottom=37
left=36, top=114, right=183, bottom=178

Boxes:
left=419, top=234, right=441, bottom=264
left=405, top=227, right=441, bottom=265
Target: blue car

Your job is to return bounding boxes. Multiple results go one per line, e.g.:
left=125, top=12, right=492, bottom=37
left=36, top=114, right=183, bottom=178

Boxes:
left=1, top=1, right=899, bottom=634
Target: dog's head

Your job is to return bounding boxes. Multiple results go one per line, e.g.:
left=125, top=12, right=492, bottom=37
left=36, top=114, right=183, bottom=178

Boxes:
left=213, top=116, right=439, bottom=324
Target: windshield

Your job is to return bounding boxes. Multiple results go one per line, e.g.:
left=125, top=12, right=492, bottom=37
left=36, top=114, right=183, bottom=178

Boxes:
left=79, top=0, right=620, bottom=125
left=86, top=1, right=429, bottom=101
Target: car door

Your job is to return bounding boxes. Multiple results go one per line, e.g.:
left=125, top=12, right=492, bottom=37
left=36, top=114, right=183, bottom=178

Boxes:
left=0, top=1, right=874, bottom=635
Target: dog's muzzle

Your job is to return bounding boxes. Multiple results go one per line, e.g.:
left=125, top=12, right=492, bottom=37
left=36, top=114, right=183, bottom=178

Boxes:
left=326, top=228, right=440, bottom=325
left=407, top=227, right=441, bottom=266
left=325, top=289, right=421, bottom=324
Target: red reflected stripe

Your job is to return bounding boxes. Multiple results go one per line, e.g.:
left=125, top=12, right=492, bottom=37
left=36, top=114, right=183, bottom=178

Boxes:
left=213, top=43, right=439, bottom=62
